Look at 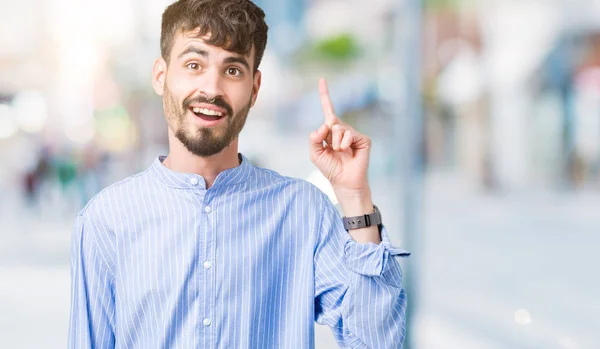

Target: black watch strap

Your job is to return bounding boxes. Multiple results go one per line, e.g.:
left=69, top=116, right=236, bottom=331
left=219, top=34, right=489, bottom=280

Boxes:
left=343, top=205, right=382, bottom=230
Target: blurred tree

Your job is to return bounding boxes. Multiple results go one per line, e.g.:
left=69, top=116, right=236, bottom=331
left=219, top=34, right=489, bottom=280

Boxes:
left=313, top=33, right=361, bottom=61
left=292, top=32, right=362, bottom=68
left=424, top=0, right=466, bottom=10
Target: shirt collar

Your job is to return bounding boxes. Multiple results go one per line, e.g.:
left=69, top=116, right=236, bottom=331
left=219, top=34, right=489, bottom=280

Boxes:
left=151, top=153, right=252, bottom=189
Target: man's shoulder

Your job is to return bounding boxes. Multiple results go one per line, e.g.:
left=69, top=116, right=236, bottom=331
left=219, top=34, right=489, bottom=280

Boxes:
left=251, top=166, right=330, bottom=202
left=78, top=166, right=153, bottom=218
left=252, top=166, right=312, bottom=188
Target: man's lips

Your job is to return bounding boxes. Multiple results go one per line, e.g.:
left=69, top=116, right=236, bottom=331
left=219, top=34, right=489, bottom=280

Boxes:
left=188, top=107, right=226, bottom=126
left=188, top=103, right=228, bottom=117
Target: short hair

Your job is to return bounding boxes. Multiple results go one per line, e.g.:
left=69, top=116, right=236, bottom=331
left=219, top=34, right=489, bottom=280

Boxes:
left=160, top=0, right=268, bottom=72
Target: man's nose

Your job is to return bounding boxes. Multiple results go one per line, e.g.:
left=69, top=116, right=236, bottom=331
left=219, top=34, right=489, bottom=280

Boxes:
left=197, top=68, right=225, bottom=101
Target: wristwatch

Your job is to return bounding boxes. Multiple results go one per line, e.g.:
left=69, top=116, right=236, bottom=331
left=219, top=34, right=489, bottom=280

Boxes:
left=343, top=205, right=382, bottom=231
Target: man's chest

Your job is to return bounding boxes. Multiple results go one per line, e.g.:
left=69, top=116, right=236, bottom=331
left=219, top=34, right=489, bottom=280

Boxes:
left=111, top=203, right=315, bottom=312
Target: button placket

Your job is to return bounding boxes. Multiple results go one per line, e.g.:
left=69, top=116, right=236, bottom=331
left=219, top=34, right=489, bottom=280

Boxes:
left=201, top=198, right=215, bottom=339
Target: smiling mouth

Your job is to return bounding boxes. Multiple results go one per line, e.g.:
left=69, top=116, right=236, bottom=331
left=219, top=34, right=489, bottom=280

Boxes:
left=190, top=107, right=226, bottom=121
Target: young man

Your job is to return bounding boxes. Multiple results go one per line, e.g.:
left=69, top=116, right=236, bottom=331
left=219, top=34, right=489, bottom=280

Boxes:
left=68, top=0, right=410, bottom=348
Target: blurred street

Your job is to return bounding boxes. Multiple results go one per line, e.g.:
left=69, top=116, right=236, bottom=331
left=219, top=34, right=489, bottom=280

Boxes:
left=1, top=172, right=598, bottom=349
left=418, top=173, right=600, bottom=349
left=3, top=0, right=600, bottom=347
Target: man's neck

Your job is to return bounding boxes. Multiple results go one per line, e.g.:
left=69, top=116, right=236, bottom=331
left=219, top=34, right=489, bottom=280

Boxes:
left=163, top=131, right=240, bottom=189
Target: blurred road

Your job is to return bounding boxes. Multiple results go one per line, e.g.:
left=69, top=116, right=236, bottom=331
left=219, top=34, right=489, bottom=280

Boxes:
left=418, top=173, right=600, bottom=349
left=1, top=173, right=599, bottom=348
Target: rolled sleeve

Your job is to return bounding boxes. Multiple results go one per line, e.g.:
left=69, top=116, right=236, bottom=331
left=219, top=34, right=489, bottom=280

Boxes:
left=343, top=226, right=410, bottom=283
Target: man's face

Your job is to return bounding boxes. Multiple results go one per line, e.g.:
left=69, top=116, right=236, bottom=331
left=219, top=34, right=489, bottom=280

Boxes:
left=153, top=29, right=261, bottom=157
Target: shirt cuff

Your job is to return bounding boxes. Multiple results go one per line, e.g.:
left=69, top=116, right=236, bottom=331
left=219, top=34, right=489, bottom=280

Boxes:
left=343, top=225, right=410, bottom=277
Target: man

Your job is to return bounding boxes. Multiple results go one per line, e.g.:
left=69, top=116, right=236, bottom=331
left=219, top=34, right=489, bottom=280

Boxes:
left=68, top=0, right=410, bottom=348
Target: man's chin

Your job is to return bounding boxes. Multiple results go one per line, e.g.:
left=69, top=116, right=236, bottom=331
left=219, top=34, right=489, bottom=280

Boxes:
left=176, top=129, right=229, bottom=154
left=189, top=126, right=226, bottom=140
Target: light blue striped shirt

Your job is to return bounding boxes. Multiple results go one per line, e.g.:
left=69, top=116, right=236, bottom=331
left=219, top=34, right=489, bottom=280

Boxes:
left=69, top=154, right=410, bottom=348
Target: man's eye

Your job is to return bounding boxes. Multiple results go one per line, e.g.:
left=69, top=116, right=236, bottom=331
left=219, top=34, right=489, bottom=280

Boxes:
left=187, top=63, right=200, bottom=70
left=227, top=67, right=241, bottom=76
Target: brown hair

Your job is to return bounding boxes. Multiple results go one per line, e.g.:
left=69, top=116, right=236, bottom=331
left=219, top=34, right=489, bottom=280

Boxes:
left=160, top=0, right=268, bottom=72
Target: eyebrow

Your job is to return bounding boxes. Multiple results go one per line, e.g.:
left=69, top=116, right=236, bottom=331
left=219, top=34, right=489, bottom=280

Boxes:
left=223, top=56, right=250, bottom=71
left=178, top=46, right=208, bottom=59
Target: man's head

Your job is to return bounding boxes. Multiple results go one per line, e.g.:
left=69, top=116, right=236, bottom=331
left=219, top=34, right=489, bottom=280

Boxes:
left=152, top=0, right=268, bottom=157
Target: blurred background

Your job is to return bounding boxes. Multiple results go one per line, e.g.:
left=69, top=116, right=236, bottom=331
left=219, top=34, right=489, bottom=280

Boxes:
left=1, top=0, right=599, bottom=348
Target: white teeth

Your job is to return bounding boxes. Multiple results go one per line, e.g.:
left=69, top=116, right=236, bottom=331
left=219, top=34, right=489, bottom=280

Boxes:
left=192, top=107, right=223, bottom=117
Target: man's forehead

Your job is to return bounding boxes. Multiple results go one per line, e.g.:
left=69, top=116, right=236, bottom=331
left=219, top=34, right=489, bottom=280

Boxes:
left=175, top=28, right=253, bottom=58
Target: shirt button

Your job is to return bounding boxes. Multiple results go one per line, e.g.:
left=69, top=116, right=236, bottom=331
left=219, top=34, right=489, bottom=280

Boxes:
left=203, top=261, right=212, bottom=269
left=204, top=206, right=212, bottom=214
left=190, top=178, right=199, bottom=186
left=203, top=318, right=211, bottom=326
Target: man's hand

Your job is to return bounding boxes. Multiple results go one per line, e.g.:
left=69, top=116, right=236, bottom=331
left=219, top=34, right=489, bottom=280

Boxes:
left=309, top=78, right=372, bottom=193
left=309, top=78, right=380, bottom=244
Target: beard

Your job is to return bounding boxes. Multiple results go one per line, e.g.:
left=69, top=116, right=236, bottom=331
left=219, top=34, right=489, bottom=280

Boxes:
left=163, top=83, right=251, bottom=157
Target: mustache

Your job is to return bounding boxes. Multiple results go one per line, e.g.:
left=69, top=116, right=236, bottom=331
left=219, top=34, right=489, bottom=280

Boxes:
left=183, top=95, right=233, bottom=116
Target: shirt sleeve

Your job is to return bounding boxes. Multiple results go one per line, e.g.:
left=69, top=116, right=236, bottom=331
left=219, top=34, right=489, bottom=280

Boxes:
left=313, top=195, right=410, bottom=349
left=68, top=212, right=116, bottom=349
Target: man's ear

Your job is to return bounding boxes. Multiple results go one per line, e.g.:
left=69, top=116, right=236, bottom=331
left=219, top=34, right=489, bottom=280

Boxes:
left=250, top=70, right=262, bottom=107
left=152, top=57, right=167, bottom=96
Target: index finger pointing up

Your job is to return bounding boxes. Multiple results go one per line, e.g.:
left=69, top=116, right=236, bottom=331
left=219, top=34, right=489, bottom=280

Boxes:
left=319, top=78, right=338, bottom=127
